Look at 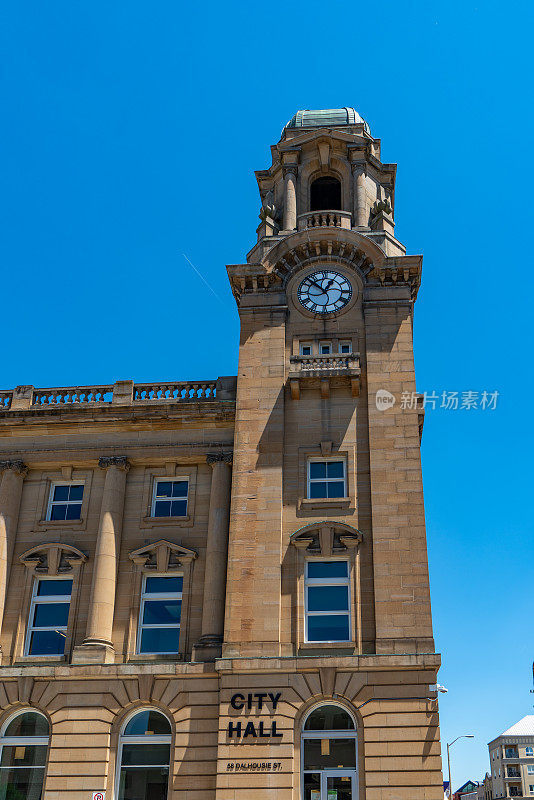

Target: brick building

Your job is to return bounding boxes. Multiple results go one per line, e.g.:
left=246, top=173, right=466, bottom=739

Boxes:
left=0, top=108, right=444, bottom=800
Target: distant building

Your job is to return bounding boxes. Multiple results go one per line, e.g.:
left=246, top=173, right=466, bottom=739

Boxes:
left=488, top=716, right=534, bottom=798
left=483, top=772, right=493, bottom=800
left=457, top=776, right=492, bottom=800
left=454, top=779, right=480, bottom=800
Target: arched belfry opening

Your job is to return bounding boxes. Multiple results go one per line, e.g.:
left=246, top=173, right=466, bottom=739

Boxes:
left=310, top=176, right=342, bottom=211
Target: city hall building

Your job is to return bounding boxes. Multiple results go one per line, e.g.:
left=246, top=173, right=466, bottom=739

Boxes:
left=0, top=108, right=444, bottom=800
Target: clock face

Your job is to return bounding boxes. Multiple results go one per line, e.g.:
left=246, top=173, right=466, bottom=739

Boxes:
left=297, top=270, right=352, bottom=314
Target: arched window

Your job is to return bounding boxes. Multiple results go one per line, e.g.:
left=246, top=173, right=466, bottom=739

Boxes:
left=116, top=709, right=171, bottom=800
left=302, top=704, right=357, bottom=800
left=310, top=177, right=342, bottom=211
left=0, top=710, right=49, bottom=800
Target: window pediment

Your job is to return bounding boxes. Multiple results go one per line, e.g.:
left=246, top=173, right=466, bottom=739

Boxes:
left=19, top=543, right=87, bottom=575
left=290, top=523, right=362, bottom=557
left=129, top=540, right=197, bottom=572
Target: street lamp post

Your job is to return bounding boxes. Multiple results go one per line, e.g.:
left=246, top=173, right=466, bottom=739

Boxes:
left=447, top=735, right=475, bottom=799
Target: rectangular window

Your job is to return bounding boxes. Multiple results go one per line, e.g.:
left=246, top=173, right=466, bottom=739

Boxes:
left=339, top=340, right=352, bottom=354
left=527, top=748, right=534, bottom=757
left=529, top=787, right=534, bottom=795
left=528, top=766, right=534, bottom=775
left=47, top=483, right=84, bottom=521
left=137, top=575, right=182, bottom=654
left=26, top=578, right=73, bottom=656
left=151, top=479, right=188, bottom=518
left=319, top=342, right=331, bottom=355
left=300, top=342, right=313, bottom=356
left=308, top=459, right=346, bottom=499
left=305, top=560, right=350, bottom=643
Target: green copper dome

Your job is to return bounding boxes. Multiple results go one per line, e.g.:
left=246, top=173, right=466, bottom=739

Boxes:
left=284, top=107, right=370, bottom=134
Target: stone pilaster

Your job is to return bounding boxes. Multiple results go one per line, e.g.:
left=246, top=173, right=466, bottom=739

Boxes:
left=193, top=452, right=232, bottom=661
left=364, top=292, right=434, bottom=653
left=72, top=456, right=129, bottom=664
left=0, top=460, right=27, bottom=661
left=223, top=308, right=286, bottom=658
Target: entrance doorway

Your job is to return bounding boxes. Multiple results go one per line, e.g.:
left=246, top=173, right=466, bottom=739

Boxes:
left=303, top=770, right=356, bottom=799
left=302, top=705, right=358, bottom=800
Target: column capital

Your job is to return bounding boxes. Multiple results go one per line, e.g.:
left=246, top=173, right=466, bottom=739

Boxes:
left=282, top=164, right=298, bottom=178
left=351, top=160, right=366, bottom=175
left=98, top=456, right=130, bottom=472
left=206, top=451, right=233, bottom=466
left=0, top=460, right=28, bottom=477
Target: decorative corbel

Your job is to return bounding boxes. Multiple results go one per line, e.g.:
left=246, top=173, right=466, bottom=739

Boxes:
left=19, top=543, right=87, bottom=576
left=129, top=540, right=197, bottom=572
left=290, top=523, right=363, bottom=556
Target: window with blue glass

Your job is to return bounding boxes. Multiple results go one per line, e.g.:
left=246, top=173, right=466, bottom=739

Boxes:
left=47, top=483, right=84, bottom=520
left=137, top=575, right=183, bottom=654
left=0, top=711, right=50, bottom=800
left=116, top=709, right=171, bottom=800
left=307, top=459, right=346, bottom=499
left=151, top=479, right=188, bottom=517
left=305, top=561, right=351, bottom=643
left=25, top=578, right=73, bottom=656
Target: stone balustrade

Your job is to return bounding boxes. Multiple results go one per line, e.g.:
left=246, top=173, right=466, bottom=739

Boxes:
left=133, top=381, right=217, bottom=401
left=297, top=210, right=352, bottom=230
left=0, top=378, right=235, bottom=412
left=288, top=354, right=361, bottom=400
left=32, top=386, right=113, bottom=406
left=290, top=353, right=361, bottom=373
left=0, top=392, right=12, bottom=410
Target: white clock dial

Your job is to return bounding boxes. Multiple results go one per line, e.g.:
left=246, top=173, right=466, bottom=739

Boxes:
left=297, top=270, right=352, bottom=314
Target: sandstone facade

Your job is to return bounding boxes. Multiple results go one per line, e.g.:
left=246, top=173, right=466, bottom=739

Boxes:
left=0, top=108, right=443, bottom=800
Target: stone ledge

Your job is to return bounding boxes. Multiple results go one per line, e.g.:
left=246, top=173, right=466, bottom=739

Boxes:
left=215, top=652, right=441, bottom=673
left=0, top=651, right=441, bottom=679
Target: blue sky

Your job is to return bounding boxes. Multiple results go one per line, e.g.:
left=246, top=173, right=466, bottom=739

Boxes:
left=1, top=0, right=533, bottom=787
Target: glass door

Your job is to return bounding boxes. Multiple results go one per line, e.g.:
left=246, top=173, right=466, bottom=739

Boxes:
left=303, top=770, right=356, bottom=800
left=325, top=771, right=354, bottom=800
left=303, top=772, right=321, bottom=800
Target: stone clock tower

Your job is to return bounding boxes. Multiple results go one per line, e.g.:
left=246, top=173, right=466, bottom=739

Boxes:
left=0, top=107, right=442, bottom=800
left=222, top=107, right=443, bottom=799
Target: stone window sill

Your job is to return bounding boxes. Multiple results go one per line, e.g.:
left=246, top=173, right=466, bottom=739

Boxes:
left=140, top=515, right=192, bottom=528
left=300, top=497, right=351, bottom=511
left=127, top=653, right=185, bottom=663
left=35, top=519, right=84, bottom=530
left=14, top=654, right=67, bottom=664
left=298, top=642, right=356, bottom=654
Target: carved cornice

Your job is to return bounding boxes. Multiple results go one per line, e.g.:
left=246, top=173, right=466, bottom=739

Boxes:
left=98, top=456, right=130, bottom=472
left=129, top=539, right=197, bottom=572
left=206, top=451, right=233, bottom=466
left=273, top=239, right=373, bottom=287
left=20, top=542, right=87, bottom=575
left=230, top=230, right=421, bottom=303
left=226, top=263, right=283, bottom=300
left=0, top=459, right=28, bottom=476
